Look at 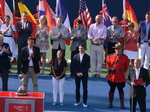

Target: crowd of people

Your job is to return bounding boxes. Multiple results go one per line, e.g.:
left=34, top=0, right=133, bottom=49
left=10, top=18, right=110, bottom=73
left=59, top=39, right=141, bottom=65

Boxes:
left=0, top=11, right=150, bottom=111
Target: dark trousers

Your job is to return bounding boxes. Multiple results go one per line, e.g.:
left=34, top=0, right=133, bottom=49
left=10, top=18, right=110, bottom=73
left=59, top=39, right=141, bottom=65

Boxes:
left=52, top=45, right=65, bottom=61
left=17, top=44, right=27, bottom=72
left=75, top=76, right=88, bottom=104
left=70, top=47, right=79, bottom=74
left=108, top=42, right=116, bottom=55
left=108, top=80, right=125, bottom=93
left=130, top=95, right=146, bottom=112
left=0, top=67, right=9, bottom=91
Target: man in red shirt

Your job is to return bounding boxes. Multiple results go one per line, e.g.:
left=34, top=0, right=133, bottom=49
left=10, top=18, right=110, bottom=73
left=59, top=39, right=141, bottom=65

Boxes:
left=119, top=14, right=130, bottom=32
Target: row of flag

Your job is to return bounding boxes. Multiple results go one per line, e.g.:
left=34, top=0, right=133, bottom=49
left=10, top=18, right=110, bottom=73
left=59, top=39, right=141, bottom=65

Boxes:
left=0, top=0, right=138, bottom=43
left=102, top=0, right=138, bottom=30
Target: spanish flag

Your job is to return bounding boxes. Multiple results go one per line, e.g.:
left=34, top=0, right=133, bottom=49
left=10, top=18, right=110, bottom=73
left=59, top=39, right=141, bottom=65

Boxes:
left=123, top=0, right=138, bottom=30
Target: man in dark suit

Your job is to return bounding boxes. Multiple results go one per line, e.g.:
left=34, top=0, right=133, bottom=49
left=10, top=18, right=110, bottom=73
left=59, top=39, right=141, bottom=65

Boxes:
left=137, top=12, right=150, bottom=69
left=127, top=59, right=150, bottom=112
left=0, top=34, right=12, bottom=91
left=16, top=11, right=32, bottom=74
left=70, top=20, right=87, bottom=77
left=21, top=37, right=40, bottom=92
left=73, top=44, right=90, bottom=108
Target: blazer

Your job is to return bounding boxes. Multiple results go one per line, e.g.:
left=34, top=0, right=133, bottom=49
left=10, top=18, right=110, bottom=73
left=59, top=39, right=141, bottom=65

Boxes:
left=137, top=20, right=150, bottom=45
left=50, top=25, right=68, bottom=49
left=0, top=43, right=12, bottom=70
left=73, top=53, right=90, bottom=78
left=16, top=20, right=32, bottom=44
left=127, top=67, right=150, bottom=98
left=21, top=46, right=41, bottom=74
left=70, top=28, right=87, bottom=51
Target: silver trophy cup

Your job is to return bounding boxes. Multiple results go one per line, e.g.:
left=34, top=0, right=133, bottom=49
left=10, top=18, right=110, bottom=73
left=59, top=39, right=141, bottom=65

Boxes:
left=15, top=74, right=27, bottom=96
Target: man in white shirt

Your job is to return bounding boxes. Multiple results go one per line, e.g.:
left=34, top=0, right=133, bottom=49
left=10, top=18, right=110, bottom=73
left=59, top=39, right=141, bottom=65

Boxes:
left=137, top=12, right=150, bottom=69
left=21, top=37, right=40, bottom=92
left=88, top=14, right=107, bottom=78
left=73, top=44, right=90, bottom=108
left=127, top=59, right=150, bottom=112
left=70, top=20, right=87, bottom=77
left=16, top=12, right=32, bottom=74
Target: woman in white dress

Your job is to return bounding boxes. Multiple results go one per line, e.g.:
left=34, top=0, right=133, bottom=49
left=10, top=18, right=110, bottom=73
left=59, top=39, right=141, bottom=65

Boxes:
left=35, top=15, right=50, bottom=75
left=1, top=15, right=17, bottom=61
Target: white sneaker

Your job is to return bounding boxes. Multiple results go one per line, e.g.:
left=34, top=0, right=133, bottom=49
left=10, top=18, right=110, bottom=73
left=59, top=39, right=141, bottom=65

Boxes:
left=74, top=102, right=80, bottom=106
left=83, top=103, right=88, bottom=108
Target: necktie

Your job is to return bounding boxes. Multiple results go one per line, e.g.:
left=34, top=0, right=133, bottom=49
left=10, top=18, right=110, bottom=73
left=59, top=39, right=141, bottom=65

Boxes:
left=135, top=69, right=139, bottom=79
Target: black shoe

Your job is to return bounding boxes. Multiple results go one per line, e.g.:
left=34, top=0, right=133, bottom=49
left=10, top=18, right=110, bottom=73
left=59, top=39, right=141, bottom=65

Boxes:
left=16, top=71, right=21, bottom=74
left=9, top=70, right=12, bottom=73
left=49, top=72, right=53, bottom=75
left=70, top=74, right=74, bottom=77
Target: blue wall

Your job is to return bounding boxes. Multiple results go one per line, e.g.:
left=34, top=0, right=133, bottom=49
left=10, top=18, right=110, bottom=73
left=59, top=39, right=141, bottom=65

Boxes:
left=6, top=0, right=149, bottom=26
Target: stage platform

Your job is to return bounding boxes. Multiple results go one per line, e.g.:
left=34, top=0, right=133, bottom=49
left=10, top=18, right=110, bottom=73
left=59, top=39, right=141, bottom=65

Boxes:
left=0, top=74, right=150, bottom=112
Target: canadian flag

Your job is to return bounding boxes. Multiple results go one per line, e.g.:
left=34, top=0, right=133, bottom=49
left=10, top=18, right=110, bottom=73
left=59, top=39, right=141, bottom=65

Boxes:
left=0, top=0, right=13, bottom=24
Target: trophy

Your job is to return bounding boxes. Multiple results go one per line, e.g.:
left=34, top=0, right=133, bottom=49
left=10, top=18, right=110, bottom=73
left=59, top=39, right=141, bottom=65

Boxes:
left=15, top=74, right=27, bottom=96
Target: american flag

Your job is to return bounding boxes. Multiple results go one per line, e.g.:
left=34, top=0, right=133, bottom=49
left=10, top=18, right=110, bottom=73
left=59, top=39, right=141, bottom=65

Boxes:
left=79, top=0, right=92, bottom=30
left=102, top=0, right=111, bottom=27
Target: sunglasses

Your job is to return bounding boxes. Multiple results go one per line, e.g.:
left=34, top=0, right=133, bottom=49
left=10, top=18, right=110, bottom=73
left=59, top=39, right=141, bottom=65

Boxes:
left=128, top=26, right=133, bottom=27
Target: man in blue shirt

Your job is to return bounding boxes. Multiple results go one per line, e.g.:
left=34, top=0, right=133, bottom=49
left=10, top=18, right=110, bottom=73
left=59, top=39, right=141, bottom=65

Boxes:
left=137, top=12, right=150, bottom=69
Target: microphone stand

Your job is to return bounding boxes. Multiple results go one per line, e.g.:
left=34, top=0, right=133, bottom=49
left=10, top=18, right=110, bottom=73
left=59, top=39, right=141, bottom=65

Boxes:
left=131, top=69, right=135, bottom=112
left=131, top=84, right=134, bottom=112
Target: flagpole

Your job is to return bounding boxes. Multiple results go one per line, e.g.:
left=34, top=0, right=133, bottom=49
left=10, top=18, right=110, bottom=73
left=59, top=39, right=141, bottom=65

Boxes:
left=123, top=0, right=125, bottom=16
left=102, top=0, right=104, bottom=23
left=149, top=0, right=150, bottom=12
left=56, top=0, right=58, bottom=17
left=123, top=0, right=126, bottom=46
left=123, top=0, right=126, bottom=26
left=102, top=0, right=104, bottom=8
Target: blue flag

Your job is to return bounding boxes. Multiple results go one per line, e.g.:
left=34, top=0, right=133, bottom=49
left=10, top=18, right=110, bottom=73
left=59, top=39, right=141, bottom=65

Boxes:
left=102, top=0, right=111, bottom=27
left=56, top=0, right=70, bottom=30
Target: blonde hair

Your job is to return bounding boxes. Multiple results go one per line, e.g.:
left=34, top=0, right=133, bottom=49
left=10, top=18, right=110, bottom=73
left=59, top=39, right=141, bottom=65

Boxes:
left=128, top=22, right=134, bottom=28
left=39, top=15, right=48, bottom=25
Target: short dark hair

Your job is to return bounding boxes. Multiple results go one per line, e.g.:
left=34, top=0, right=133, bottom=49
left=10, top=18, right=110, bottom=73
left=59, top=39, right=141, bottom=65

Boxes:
left=57, top=17, right=63, bottom=21
left=4, top=15, right=10, bottom=20
left=79, top=44, right=86, bottom=49
left=146, top=12, right=150, bottom=16
left=76, top=20, right=82, bottom=24
left=28, top=36, right=35, bottom=41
